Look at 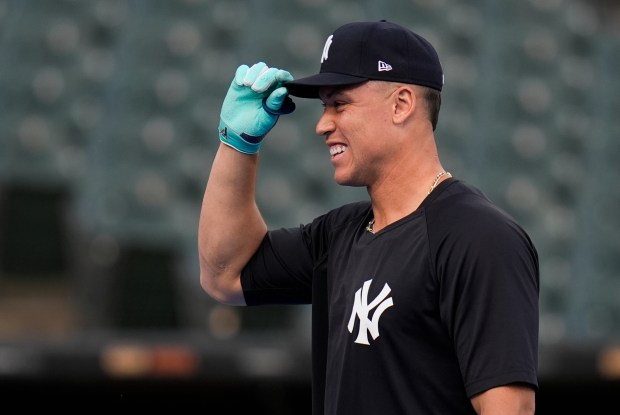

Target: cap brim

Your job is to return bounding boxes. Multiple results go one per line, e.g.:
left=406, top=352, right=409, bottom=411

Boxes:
left=284, top=73, right=368, bottom=98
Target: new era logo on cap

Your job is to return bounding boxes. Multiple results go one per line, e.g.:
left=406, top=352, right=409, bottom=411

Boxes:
left=285, top=20, right=444, bottom=98
left=378, top=61, right=392, bottom=72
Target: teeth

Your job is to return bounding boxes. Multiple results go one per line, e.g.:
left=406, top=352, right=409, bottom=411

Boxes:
left=330, top=145, right=347, bottom=156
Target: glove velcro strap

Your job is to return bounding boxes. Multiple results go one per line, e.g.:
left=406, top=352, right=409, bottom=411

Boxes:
left=218, top=120, right=265, bottom=154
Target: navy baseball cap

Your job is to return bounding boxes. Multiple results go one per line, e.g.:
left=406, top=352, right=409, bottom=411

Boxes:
left=285, top=20, right=444, bottom=98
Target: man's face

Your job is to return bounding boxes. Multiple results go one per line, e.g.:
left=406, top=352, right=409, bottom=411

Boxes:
left=317, top=81, right=400, bottom=187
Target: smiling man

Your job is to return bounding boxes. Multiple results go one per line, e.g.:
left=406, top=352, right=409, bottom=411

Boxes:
left=199, top=20, right=539, bottom=415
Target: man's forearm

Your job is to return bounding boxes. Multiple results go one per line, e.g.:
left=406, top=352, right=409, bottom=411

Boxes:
left=198, top=144, right=267, bottom=305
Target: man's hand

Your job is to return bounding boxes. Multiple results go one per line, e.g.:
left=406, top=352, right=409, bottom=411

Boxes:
left=218, top=62, right=295, bottom=154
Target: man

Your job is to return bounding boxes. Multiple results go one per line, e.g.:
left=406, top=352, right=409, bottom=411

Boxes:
left=199, top=20, right=539, bottom=415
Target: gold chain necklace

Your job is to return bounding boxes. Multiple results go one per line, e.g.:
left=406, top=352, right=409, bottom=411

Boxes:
left=366, top=219, right=376, bottom=233
left=428, top=170, right=451, bottom=195
left=366, top=171, right=452, bottom=234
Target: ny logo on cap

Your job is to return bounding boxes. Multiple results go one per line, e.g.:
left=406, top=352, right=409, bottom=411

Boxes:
left=321, top=35, right=333, bottom=63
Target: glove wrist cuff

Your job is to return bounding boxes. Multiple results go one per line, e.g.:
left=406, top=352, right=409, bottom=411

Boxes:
left=218, top=119, right=264, bottom=154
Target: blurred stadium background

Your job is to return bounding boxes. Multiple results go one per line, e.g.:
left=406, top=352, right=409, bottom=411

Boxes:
left=0, top=0, right=618, bottom=410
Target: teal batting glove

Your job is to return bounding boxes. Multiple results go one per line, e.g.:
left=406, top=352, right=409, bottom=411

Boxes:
left=218, top=62, right=296, bottom=154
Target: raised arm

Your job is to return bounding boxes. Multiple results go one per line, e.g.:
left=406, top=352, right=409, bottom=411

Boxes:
left=198, top=62, right=295, bottom=305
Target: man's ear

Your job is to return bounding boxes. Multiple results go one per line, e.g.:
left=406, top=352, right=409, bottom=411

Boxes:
left=393, top=86, right=415, bottom=124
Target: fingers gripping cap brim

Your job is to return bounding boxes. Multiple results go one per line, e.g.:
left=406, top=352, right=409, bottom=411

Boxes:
left=284, top=73, right=368, bottom=98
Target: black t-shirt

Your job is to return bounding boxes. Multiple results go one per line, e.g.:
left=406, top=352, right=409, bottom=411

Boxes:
left=241, top=179, right=539, bottom=415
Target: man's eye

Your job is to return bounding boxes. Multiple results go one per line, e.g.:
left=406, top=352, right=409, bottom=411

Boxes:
left=321, top=102, right=343, bottom=109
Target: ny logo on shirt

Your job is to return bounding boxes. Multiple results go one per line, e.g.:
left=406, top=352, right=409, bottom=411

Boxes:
left=347, top=279, right=394, bottom=345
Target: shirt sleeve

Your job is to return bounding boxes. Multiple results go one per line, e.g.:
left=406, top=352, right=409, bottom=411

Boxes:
left=430, top=192, right=540, bottom=397
left=241, top=225, right=314, bottom=305
left=240, top=202, right=369, bottom=306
